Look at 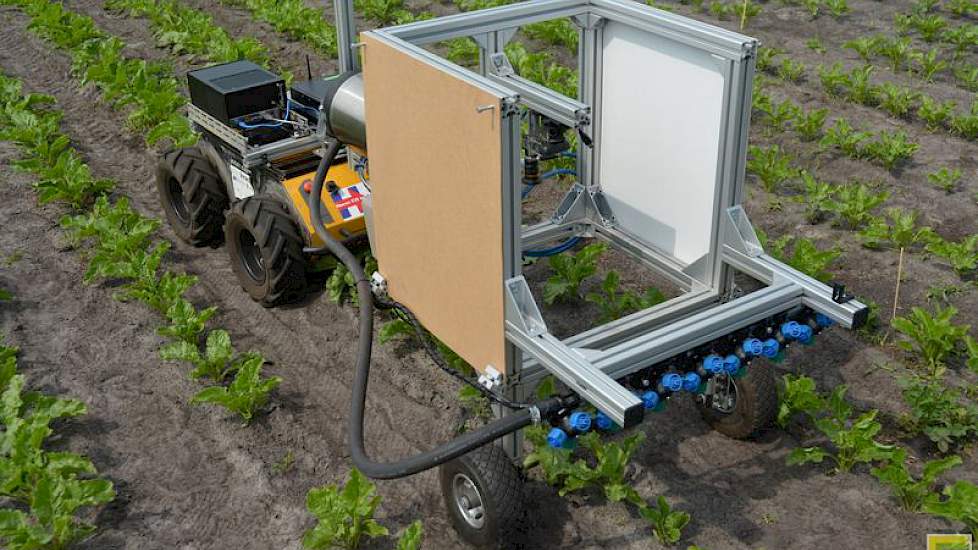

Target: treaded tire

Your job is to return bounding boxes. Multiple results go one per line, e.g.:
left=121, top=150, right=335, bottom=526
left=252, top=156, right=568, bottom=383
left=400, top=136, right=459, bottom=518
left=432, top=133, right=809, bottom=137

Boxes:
left=224, top=196, right=307, bottom=307
left=439, top=444, right=526, bottom=549
left=697, top=365, right=778, bottom=439
left=155, top=146, right=228, bottom=246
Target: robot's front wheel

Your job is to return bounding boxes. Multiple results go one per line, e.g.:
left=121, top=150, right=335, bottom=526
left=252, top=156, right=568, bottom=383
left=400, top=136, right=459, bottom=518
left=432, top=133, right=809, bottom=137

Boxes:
left=439, top=444, right=526, bottom=548
left=224, top=196, right=307, bottom=307
left=697, top=364, right=778, bottom=439
left=155, top=146, right=228, bottom=247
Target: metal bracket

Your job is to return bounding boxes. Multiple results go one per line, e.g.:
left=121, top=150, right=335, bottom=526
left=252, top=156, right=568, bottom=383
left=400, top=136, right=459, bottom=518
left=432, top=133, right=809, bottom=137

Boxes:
left=504, top=276, right=547, bottom=337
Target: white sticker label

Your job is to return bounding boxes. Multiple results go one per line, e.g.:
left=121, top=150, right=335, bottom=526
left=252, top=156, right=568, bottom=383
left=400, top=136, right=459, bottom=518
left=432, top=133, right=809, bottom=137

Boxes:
left=230, top=165, right=254, bottom=199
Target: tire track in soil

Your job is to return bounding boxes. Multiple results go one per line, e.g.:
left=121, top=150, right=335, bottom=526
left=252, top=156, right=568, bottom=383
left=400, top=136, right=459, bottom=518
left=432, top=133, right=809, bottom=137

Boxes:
left=0, top=7, right=473, bottom=549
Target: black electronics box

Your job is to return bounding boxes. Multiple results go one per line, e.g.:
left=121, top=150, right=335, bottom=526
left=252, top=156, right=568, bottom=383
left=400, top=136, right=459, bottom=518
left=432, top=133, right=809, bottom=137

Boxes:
left=187, top=60, right=285, bottom=125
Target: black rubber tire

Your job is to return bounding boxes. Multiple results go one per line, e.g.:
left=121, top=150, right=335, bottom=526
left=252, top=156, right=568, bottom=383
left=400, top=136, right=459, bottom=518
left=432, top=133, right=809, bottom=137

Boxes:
left=155, top=147, right=228, bottom=246
left=224, top=196, right=307, bottom=307
left=697, top=365, right=778, bottom=439
left=439, top=444, right=526, bottom=549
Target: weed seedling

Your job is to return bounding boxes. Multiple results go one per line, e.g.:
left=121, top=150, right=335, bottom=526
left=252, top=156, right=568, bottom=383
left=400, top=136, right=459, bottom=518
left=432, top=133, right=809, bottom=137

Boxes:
left=872, top=447, right=962, bottom=511
left=544, top=242, right=606, bottom=304
left=302, top=469, right=389, bottom=549
left=899, top=374, right=978, bottom=452
left=928, top=167, right=963, bottom=193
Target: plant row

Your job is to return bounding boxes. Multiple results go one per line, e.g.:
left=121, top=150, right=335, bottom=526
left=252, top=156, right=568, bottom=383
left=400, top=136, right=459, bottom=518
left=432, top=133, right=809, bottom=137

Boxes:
left=0, top=340, right=116, bottom=549
left=219, top=0, right=337, bottom=56
left=0, top=68, right=279, bottom=423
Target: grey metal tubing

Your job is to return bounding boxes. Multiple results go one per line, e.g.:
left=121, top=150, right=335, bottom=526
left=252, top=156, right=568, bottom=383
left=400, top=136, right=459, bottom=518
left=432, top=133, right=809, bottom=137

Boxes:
left=325, top=74, right=367, bottom=150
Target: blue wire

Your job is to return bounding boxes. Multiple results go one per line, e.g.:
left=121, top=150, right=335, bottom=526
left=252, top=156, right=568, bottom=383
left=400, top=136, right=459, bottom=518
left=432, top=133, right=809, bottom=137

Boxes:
left=521, top=168, right=578, bottom=200
left=236, top=98, right=293, bottom=129
left=523, top=236, right=581, bottom=258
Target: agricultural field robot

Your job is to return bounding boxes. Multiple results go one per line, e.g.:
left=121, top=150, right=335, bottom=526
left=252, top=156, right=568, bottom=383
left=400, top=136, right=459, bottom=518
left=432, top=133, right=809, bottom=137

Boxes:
left=155, top=0, right=868, bottom=545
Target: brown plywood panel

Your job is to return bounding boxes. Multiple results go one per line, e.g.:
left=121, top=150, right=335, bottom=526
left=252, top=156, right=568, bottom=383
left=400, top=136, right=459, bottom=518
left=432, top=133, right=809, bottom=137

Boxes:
left=362, top=33, right=506, bottom=374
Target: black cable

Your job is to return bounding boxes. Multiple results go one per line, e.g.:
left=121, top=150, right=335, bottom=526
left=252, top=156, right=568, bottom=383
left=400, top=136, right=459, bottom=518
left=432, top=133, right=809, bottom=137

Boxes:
left=305, top=140, right=567, bottom=480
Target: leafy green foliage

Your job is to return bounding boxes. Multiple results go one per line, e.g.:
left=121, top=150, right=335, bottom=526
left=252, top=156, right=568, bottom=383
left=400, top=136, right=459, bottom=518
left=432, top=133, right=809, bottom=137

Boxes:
left=871, top=447, right=961, bottom=511
left=444, top=37, right=479, bottom=67
left=899, top=375, right=978, bottom=452
left=221, top=0, right=337, bottom=55
left=924, top=481, right=978, bottom=539
left=504, top=42, right=578, bottom=98
left=586, top=271, right=665, bottom=323
left=862, top=131, right=919, bottom=170
left=776, top=58, right=806, bottom=82
left=160, top=329, right=260, bottom=382
left=826, top=183, right=888, bottom=229
left=640, top=496, right=691, bottom=546
left=860, top=208, right=934, bottom=250
left=524, top=19, right=578, bottom=50
left=191, top=354, right=280, bottom=423
left=747, top=144, right=797, bottom=193
left=911, top=48, right=947, bottom=81
left=765, top=234, right=840, bottom=282
left=797, top=172, right=835, bottom=224
left=355, top=0, right=429, bottom=25
left=777, top=374, right=823, bottom=428
left=394, top=520, right=423, bottom=550
left=793, top=107, right=828, bottom=141
left=544, top=242, right=606, bottom=304
left=158, top=299, right=217, bottom=345
left=892, top=305, right=970, bottom=374
left=302, top=469, right=389, bottom=549
left=928, top=167, right=963, bottom=193
left=820, top=118, right=872, bottom=159
left=918, top=96, right=956, bottom=130
left=324, top=253, right=377, bottom=306
left=926, top=234, right=978, bottom=275
left=757, top=98, right=798, bottom=133
left=106, top=0, right=270, bottom=65
left=786, top=385, right=895, bottom=473
left=875, top=83, right=919, bottom=119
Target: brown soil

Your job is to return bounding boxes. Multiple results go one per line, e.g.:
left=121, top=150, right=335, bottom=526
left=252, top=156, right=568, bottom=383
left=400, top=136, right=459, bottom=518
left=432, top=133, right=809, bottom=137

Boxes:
left=2, top=1, right=978, bottom=549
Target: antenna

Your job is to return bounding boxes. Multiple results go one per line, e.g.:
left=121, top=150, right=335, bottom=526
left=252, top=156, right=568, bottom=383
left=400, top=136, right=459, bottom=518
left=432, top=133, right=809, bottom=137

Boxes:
left=306, top=55, right=313, bottom=80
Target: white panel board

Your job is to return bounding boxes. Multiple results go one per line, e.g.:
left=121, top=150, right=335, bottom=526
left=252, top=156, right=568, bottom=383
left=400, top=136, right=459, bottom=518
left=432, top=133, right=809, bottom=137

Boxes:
left=597, top=21, right=726, bottom=265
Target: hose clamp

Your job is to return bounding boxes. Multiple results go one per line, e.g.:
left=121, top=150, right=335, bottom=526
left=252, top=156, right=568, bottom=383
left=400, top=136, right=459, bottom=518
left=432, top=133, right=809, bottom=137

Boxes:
left=528, top=405, right=542, bottom=424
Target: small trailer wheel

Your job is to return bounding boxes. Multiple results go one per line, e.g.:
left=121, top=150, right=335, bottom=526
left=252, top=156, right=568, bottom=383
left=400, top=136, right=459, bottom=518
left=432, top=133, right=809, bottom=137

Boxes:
left=697, top=365, right=778, bottom=439
left=440, top=444, right=525, bottom=548
left=155, top=147, right=228, bottom=246
left=224, top=196, right=307, bottom=307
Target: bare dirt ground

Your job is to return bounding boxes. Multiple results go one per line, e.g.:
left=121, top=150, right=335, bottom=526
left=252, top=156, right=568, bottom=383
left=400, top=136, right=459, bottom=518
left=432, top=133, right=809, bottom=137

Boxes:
left=1, top=0, right=978, bottom=549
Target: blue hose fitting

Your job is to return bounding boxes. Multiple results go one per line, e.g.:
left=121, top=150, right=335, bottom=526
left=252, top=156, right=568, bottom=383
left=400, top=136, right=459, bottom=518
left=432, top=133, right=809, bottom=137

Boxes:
left=815, top=313, right=833, bottom=328
left=567, top=411, right=592, bottom=433
left=797, top=324, right=814, bottom=344
left=547, top=427, right=570, bottom=449
left=742, top=338, right=763, bottom=357
left=780, top=321, right=805, bottom=340
left=660, top=373, right=683, bottom=393
left=702, top=354, right=724, bottom=375
left=594, top=411, right=618, bottom=432
left=639, top=390, right=661, bottom=410
left=723, top=354, right=741, bottom=374
left=682, top=372, right=702, bottom=392
left=762, top=338, right=780, bottom=358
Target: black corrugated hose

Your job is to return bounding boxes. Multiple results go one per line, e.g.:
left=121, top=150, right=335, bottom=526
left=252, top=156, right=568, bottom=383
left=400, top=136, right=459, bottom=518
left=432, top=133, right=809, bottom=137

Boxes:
left=305, top=139, right=569, bottom=480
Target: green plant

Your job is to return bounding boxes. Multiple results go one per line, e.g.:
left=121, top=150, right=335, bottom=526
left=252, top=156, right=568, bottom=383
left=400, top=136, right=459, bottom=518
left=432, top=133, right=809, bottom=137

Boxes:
left=948, top=0, right=977, bottom=16
left=917, top=95, right=956, bottom=130
left=524, top=18, right=578, bottom=50
left=302, top=469, right=389, bottom=549
left=640, top=496, right=691, bottom=546
left=777, top=374, right=823, bottom=428
left=158, top=299, right=216, bottom=345
left=786, top=385, right=895, bottom=473
left=776, top=57, right=806, bottom=82
left=758, top=98, right=798, bottom=133
left=926, top=234, right=978, bottom=275
left=929, top=167, right=963, bottom=193
left=747, top=144, right=796, bottom=193
left=395, top=521, right=423, bottom=550
left=860, top=208, right=934, bottom=250
left=544, top=242, right=606, bottom=303
left=924, top=481, right=978, bottom=539
left=0, top=288, right=10, bottom=301
left=756, top=47, right=782, bottom=73
left=355, top=0, right=427, bottom=25
left=880, top=37, right=914, bottom=71
left=222, top=0, right=337, bottom=55
left=875, top=83, right=918, bottom=119
left=160, top=329, right=260, bottom=382
left=824, top=0, right=848, bottom=17
left=847, top=65, right=879, bottom=105
left=793, top=107, right=828, bottom=141
left=820, top=118, right=872, bottom=158
left=845, top=36, right=883, bottom=62
left=912, top=48, right=947, bottom=81
left=826, top=183, right=888, bottom=229
left=765, top=235, right=841, bottom=282
left=806, top=37, right=826, bottom=54
left=587, top=271, right=648, bottom=323
left=736, top=0, right=762, bottom=29
left=445, top=37, right=479, bottom=67
left=871, top=447, right=961, bottom=511
left=954, top=65, right=978, bottom=92
left=927, top=283, right=965, bottom=304
left=191, top=354, right=280, bottom=423
left=892, top=305, right=970, bottom=374
left=797, top=172, right=835, bottom=224
left=818, top=63, right=849, bottom=96
left=324, top=253, right=377, bottom=305
left=709, top=1, right=732, bottom=19
left=899, top=375, right=978, bottom=452
left=863, top=130, right=919, bottom=170
left=803, top=0, right=820, bottom=18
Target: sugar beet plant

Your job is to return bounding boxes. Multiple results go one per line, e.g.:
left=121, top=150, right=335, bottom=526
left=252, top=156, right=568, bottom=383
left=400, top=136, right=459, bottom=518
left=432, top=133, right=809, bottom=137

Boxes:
left=0, top=342, right=116, bottom=549
left=220, top=0, right=337, bottom=56
left=0, top=73, right=280, bottom=424
left=544, top=242, right=607, bottom=304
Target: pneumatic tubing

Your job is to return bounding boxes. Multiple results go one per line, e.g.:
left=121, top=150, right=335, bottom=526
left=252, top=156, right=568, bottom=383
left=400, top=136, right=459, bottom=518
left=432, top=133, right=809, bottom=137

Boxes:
left=306, top=139, right=567, bottom=480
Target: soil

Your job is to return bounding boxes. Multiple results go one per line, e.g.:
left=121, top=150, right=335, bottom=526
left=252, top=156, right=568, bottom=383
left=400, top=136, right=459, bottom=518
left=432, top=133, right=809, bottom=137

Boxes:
left=2, top=1, right=978, bottom=549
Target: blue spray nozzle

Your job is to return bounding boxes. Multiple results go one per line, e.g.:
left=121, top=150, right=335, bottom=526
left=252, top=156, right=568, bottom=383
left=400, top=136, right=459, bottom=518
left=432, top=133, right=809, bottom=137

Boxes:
left=815, top=313, right=833, bottom=328
left=780, top=321, right=804, bottom=340
left=762, top=338, right=780, bottom=358
left=723, top=354, right=741, bottom=374
left=594, top=411, right=616, bottom=431
left=640, top=390, right=660, bottom=410
left=547, top=427, right=569, bottom=449
left=797, top=324, right=814, bottom=344
left=660, top=373, right=683, bottom=392
left=702, top=354, right=724, bottom=374
left=742, top=338, right=763, bottom=357
left=682, top=372, right=702, bottom=392
left=568, top=411, right=592, bottom=433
